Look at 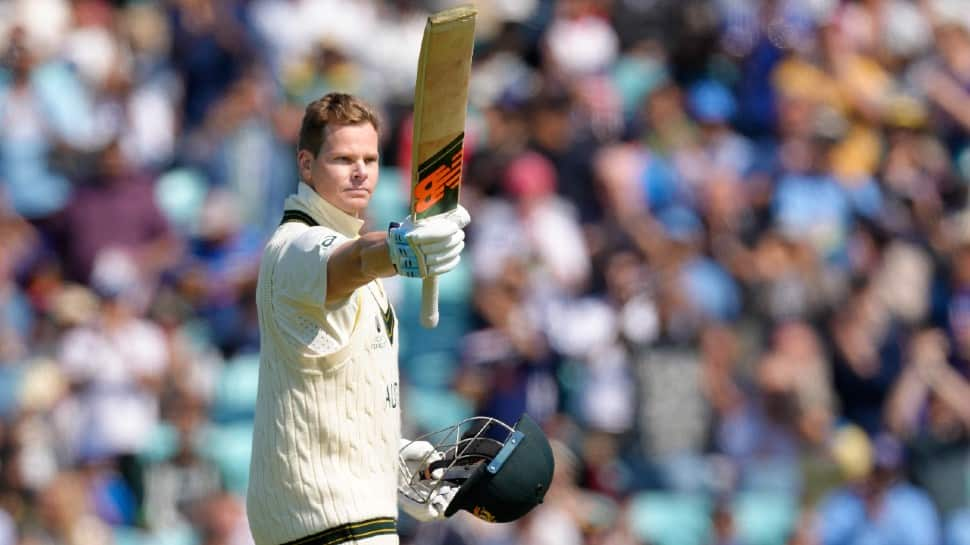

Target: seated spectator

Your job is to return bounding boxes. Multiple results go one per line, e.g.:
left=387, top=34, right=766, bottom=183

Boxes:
left=50, top=139, right=179, bottom=285
left=817, top=432, right=940, bottom=545
left=828, top=281, right=906, bottom=435
left=57, top=262, right=170, bottom=465
left=142, top=392, right=222, bottom=533
left=0, top=26, right=94, bottom=221
left=174, top=189, right=263, bottom=356
left=887, top=328, right=970, bottom=517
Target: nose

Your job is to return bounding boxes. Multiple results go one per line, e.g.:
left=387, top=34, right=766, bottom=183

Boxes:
left=351, top=160, right=367, bottom=181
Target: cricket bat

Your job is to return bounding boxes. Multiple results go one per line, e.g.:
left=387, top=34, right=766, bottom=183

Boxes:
left=410, top=5, right=477, bottom=329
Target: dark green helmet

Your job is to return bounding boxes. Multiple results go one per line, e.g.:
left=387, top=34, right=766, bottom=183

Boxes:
left=398, top=414, right=555, bottom=523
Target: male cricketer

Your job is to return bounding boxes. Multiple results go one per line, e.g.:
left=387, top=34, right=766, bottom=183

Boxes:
left=247, top=93, right=470, bottom=545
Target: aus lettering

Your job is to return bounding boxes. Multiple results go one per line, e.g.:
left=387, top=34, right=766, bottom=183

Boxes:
left=385, top=381, right=399, bottom=408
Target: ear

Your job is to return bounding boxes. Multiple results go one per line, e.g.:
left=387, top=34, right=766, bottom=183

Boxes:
left=297, top=150, right=314, bottom=182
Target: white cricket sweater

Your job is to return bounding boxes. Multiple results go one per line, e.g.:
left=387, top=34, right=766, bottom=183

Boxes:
left=247, top=183, right=400, bottom=545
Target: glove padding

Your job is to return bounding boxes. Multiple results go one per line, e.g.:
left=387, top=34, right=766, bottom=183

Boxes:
left=398, top=482, right=458, bottom=522
left=399, top=439, right=444, bottom=483
left=398, top=439, right=455, bottom=522
left=388, top=205, right=470, bottom=279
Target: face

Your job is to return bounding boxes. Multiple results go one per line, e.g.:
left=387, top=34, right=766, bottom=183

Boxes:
left=298, top=123, right=379, bottom=216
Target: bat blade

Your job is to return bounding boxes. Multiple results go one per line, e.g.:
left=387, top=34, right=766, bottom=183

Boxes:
left=410, top=5, right=476, bottom=328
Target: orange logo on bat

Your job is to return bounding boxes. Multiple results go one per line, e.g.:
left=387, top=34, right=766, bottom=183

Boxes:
left=413, top=148, right=463, bottom=214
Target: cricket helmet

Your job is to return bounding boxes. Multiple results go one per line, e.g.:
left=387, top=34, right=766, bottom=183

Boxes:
left=398, top=413, right=555, bottom=523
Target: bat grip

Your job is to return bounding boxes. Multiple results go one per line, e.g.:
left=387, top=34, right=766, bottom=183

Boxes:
left=421, top=275, right=440, bottom=328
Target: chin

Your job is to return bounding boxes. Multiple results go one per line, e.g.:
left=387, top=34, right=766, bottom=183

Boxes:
left=342, top=198, right=370, bottom=215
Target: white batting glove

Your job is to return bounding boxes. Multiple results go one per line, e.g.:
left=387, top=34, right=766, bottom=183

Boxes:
left=399, top=482, right=458, bottom=522
left=398, top=438, right=455, bottom=521
left=399, top=439, right=444, bottom=484
left=388, top=205, right=470, bottom=279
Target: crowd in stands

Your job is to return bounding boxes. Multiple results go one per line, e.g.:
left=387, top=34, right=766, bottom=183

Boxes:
left=1, top=0, right=970, bottom=544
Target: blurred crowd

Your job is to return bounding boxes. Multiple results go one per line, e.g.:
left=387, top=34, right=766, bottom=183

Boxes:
left=2, top=0, right=970, bottom=544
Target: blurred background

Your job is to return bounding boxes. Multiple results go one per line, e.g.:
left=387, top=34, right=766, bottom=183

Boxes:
left=1, top=0, right=970, bottom=544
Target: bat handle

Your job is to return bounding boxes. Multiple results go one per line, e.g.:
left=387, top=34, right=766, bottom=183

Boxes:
left=421, top=275, right=440, bottom=328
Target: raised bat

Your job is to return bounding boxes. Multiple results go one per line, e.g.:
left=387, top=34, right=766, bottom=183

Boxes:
left=410, top=5, right=477, bottom=328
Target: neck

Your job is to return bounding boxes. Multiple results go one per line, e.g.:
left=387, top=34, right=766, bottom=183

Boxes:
left=304, top=182, right=361, bottom=218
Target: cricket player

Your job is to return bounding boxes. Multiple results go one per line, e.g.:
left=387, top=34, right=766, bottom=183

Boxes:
left=247, top=93, right=469, bottom=545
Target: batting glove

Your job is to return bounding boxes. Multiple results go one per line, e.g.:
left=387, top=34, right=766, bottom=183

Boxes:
left=399, top=439, right=445, bottom=484
left=399, top=482, right=458, bottom=522
left=387, top=205, right=470, bottom=278
left=398, top=438, right=455, bottom=522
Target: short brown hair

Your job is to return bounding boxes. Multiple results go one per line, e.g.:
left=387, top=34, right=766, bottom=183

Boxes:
left=297, top=93, right=381, bottom=156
